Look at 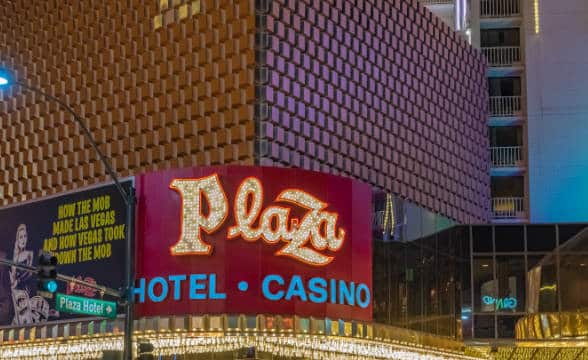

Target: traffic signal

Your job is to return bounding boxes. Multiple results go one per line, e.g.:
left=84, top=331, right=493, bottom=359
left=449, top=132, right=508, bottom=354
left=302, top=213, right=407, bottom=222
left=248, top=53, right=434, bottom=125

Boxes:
left=37, top=252, right=58, bottom=293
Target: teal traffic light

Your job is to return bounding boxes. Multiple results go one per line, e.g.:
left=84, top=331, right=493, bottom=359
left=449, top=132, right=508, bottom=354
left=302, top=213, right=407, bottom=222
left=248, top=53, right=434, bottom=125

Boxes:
left=38, top=252, right=58, bottom=293
left=42, top=279, right=58, bottom=293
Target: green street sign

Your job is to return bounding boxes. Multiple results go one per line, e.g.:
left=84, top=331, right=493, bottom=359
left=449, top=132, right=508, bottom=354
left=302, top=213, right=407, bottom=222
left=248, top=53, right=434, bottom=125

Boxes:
left=56, top=293, right=117, bottom=319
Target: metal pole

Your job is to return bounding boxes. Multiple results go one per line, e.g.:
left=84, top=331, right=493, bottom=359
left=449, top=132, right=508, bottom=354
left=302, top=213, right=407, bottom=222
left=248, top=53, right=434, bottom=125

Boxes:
left=13, top=82, right=136, bottom=360
left=123, top=188, right=136, bottom=360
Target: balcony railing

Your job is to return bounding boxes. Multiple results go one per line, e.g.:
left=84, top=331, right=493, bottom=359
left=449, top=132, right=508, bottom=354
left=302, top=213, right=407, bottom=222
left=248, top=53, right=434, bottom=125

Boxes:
left=491, top=146, right=523, bottom=167
left=421, top=0, right=454, bottom=4
left=489, top=96, right=522, bottom=117
left=492, top=197, right=525, bottom=219
left=482, top=46, right=521, bottom=67
left=481, top=0, right=521, bottom=17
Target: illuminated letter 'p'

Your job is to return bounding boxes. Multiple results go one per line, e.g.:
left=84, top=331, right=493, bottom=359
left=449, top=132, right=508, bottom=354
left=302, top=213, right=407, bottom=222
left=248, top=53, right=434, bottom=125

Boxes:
left=170, top=174, right=228, bottom=255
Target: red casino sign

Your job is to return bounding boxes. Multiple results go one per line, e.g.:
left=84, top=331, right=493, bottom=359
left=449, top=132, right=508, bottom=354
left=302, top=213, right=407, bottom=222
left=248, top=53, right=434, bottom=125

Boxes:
left=134, top=166, right=372, bottom=321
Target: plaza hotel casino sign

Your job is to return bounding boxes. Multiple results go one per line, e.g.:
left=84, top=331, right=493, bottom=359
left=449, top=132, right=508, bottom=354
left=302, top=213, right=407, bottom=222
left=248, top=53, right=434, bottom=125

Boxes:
left=134, top=166, right=373, bottom=322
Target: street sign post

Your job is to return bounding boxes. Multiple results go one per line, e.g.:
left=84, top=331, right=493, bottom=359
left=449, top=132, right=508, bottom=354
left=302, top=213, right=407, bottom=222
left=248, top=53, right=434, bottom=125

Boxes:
left=56, top=293, right=117, bottom=319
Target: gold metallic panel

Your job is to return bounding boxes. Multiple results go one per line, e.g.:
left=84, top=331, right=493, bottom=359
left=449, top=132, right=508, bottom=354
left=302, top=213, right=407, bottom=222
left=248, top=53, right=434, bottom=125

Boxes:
left=516, top=311, right=588, bottom=340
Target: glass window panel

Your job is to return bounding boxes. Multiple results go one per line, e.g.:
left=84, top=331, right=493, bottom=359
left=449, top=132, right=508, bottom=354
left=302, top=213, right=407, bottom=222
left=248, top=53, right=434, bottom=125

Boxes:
left=421, top=238, right=439, bottom=333
left=495, top=226, right=524, bottom=252
left=527, top=225, right=556, bottom=252
left=489, top=126, right=523, bottom=147
left=559, top=254, right=588, bottom=312
left=404, top=202, right=424, bottom=241
left=452, top=226, right=471, bottom=256
left=527, top=255, right=558, bottom=313
left=495, top=256, right=525, bottom=313
left=497, top=316, right=522, bottom=338
left=491, top=176, right=524, bottom=197
left=406, top=239, right=428, bottom=331
left=488, top=77, right=521, bottom=97
left=375, top=225, right=473, bottom=338
left=460, top=230, right=473, bottom=339
left=558, top=225, right=588, bottom=247
left=461, top=309, right=473, bottom=339
left=481, top=28, right=520, bottom=47
left=474, top=315, right=495, bottom=339
left=436, top=230, right=462, bottom=338
left=472, top=226, right=493, bottom=253
left=474, top=257, right=495, bottom=312
left=372, top=241, right=393, bottom=324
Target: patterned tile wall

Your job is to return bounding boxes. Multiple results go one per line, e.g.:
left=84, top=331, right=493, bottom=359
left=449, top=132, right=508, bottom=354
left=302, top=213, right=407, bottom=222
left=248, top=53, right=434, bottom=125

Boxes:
left=0, top=0, right=488, bottom=223
left=0, top=0, right=256, bottom=205
left=259, top=0, right=490, bottom=222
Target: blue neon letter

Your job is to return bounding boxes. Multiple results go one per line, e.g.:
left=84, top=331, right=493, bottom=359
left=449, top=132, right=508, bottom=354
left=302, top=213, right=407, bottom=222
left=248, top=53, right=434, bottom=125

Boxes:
left=482, top=296, right=494, bottom=305
left=189, top=274, right=207, bottom=300
left=330, top=278, right=337, bottom=303
left=356, top=283, right=371, bottom=309
left=148, top=277, right=169, bottom=303
left=168, top=274, right=186, bottom=300
left=308, top=277, right=327, bottom=303
left=285, top=275, right=308, bottom=302
left=262, top=274, right=284, bottom=301
left=133, top=278, right=146, bottom=303
left=208, top=274, right=226, bottom=299
left=339, top=280, right=355, bottom=306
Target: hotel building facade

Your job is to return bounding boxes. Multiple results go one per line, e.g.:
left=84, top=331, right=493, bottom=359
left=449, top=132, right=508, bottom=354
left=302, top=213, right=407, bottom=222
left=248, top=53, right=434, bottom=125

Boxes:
left=0, top=0, right=492, bottom=359
left=425, top=0, right=588, bottom=223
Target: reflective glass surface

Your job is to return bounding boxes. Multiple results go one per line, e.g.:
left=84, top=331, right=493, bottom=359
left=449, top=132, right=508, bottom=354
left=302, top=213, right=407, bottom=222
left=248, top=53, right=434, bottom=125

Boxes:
left=495, top=226, right=524, bottom=252
left=474, top=315, right=495, bottom=339
left=559, top=254, right=588, bottom=312
left=497, top=315, right=521, bottom=338
left=472, top=226, right=493, bottom=253
left=375, top=220, right=588, bottom=340
left=474, top=257, right=494, bottom=313
left=495, top=256, right=525, bottom=313
left=527, top=255, right=558, bottom=313
left=527, top=225, right=556, bottom=252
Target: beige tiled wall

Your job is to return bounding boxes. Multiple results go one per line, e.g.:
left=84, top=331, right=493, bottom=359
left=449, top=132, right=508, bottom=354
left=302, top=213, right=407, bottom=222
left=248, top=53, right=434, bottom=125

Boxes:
left=0, top=0, right=256, bottom=205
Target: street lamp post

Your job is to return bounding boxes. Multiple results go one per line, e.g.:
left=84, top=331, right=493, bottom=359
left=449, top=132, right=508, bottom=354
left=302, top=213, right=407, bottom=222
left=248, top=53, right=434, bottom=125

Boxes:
left=0, top=68, right=136, bottom=360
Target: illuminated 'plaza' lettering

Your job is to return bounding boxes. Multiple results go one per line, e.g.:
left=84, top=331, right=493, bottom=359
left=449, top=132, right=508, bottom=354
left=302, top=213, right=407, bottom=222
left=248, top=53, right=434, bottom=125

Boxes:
left=170, top=175, right=228, bottom=255
left=169, top=174, right=346, bottom=266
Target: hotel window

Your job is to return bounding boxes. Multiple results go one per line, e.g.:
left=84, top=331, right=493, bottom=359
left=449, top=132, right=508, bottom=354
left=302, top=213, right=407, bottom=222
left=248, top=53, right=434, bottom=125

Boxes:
left=488, top=77, right=521, bottom=97
left=495, top=256, right=525, bottom=313
left=474, top=257, right=494, bottom=313
left=481, top=28, right=520, bottom=47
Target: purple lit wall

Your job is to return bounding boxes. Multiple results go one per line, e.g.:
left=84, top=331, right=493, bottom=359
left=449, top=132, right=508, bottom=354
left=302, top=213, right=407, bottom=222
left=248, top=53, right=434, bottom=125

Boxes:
left=258, top=0, right=490, bottom=223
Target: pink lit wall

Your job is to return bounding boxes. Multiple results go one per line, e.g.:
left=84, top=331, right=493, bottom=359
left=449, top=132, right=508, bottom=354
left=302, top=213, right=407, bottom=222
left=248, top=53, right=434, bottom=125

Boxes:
left=258, top=0, right=490, bottom=223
